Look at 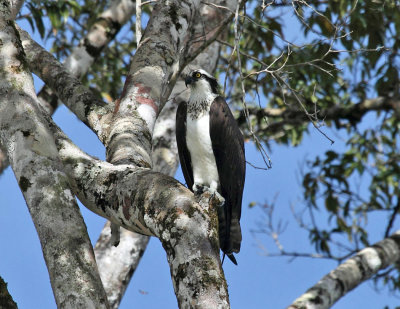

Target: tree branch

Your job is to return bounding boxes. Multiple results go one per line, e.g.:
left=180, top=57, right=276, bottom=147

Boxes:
left=237, top=96, right=397, bottom=139
left=385, top=197, right=400, bottom=238
left=18, top=27, right=112, bottom=142
left=287, top=231, right=400, bottom=309
left=94, top=221, right=150, bottom=308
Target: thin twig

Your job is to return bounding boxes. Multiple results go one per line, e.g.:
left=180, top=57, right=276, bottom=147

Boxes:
left=385, top=197, right=400, bottom=238
left=233, top=0, right=272, bottom=168
left=246, top=160, right=270, bottom=170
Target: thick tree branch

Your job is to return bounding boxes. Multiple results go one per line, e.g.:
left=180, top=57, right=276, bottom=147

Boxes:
left=116, top=0, right=195, bottom=130
left=93, top=85, right=186, bottom=308
left=287, top=231, right=400, bottom=309
left=0, top=6, right=109, bottom=308
left=5, top=0, right=238, bottom=304
left=18, top=27, right=112, bottom=142
left=94, top=221, right=150, bottom=308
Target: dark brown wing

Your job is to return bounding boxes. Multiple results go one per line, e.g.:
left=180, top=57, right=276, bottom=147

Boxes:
left=176, top=101, right=194, bottom=191
left=210, top=96, right=246, bottom=263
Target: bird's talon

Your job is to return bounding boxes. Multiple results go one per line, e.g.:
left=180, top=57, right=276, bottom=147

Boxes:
left=212, top=191, right=225, bottom=207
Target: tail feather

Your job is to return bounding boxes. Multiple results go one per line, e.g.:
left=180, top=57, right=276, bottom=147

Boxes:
left=217, top=198, right=242, bottom=265
left=218, top=216, right=241, bottom=265
left=229, top=221, right=242, bottom=253
left=222, top=252, right=238, bottom=265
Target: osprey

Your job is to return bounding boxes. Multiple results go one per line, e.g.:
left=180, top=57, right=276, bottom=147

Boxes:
left=176, top=69, right=245, bottom=265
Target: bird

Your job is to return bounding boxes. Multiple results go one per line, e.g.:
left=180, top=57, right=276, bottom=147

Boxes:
left=176, top=69, right=246, bottom=265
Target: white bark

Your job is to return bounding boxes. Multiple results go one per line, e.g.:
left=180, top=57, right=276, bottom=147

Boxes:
left=0, top=4, right=109, bottom=308
left=20, top=0, right=232, bottom=304
left=65, top=0, right=136, bottom=78
left=288, top=231, right=400, bottom=309
left=95, top=222, right=150, bottom=308
left=115, top=0, right=201, bottom=136
left=9, top=0, right=23, bottom=20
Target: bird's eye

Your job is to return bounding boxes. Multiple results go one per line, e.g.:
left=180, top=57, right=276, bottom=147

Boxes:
left=195, top=72, right=201, bottom=78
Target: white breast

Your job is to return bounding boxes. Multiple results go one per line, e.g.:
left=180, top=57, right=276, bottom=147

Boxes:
left=186, top=112, right=220, bottom=192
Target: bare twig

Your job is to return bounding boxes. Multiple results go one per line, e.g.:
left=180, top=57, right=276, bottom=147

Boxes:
left=233, top=0, right=272, bottom=168
left=385, top=197, right=400, bottom=238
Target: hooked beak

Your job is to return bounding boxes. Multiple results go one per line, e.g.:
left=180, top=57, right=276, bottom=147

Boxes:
left=185, top=76, right=193, bottom=87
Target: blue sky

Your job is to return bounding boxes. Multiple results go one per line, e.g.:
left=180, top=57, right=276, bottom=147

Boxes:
left=0, top=4, right=399, bottom=309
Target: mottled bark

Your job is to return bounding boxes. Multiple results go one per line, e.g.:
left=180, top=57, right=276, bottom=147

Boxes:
left=9, top=0, right=23, bottom=20
left=18, top=27, right=112, bottom=142
left=106, top=0, right=201, bottom=166
left=93, top=1, right=237, bottom=306
left=93, top=87, right=185, bottom=309
left=288, top=231, right=400, bottom=309
left=0, top=5, right=109, bottom=308
left=0, top=143, right=9, bottom=174
left=0, top=277, right=17, bottom=309
left=28, top=0, right=234, bottom=306
left=94, top=221, right=150, bottom=308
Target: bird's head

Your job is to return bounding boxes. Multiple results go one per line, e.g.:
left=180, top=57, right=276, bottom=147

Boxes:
left=185, top=69, right=219, bottom=95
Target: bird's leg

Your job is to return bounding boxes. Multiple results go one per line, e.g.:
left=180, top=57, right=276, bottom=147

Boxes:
left=210, top=191, right=225, bottom=208
left=209, top=181, right=225, bottom=207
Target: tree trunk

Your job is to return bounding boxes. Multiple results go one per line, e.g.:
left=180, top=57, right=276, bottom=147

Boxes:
left=0, top=5, right=109, bottom=308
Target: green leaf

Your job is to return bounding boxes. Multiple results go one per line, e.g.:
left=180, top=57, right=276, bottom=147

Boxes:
left=29, top=4, right=45, bottom=38
left=325, top=195, right=338, bottom=213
